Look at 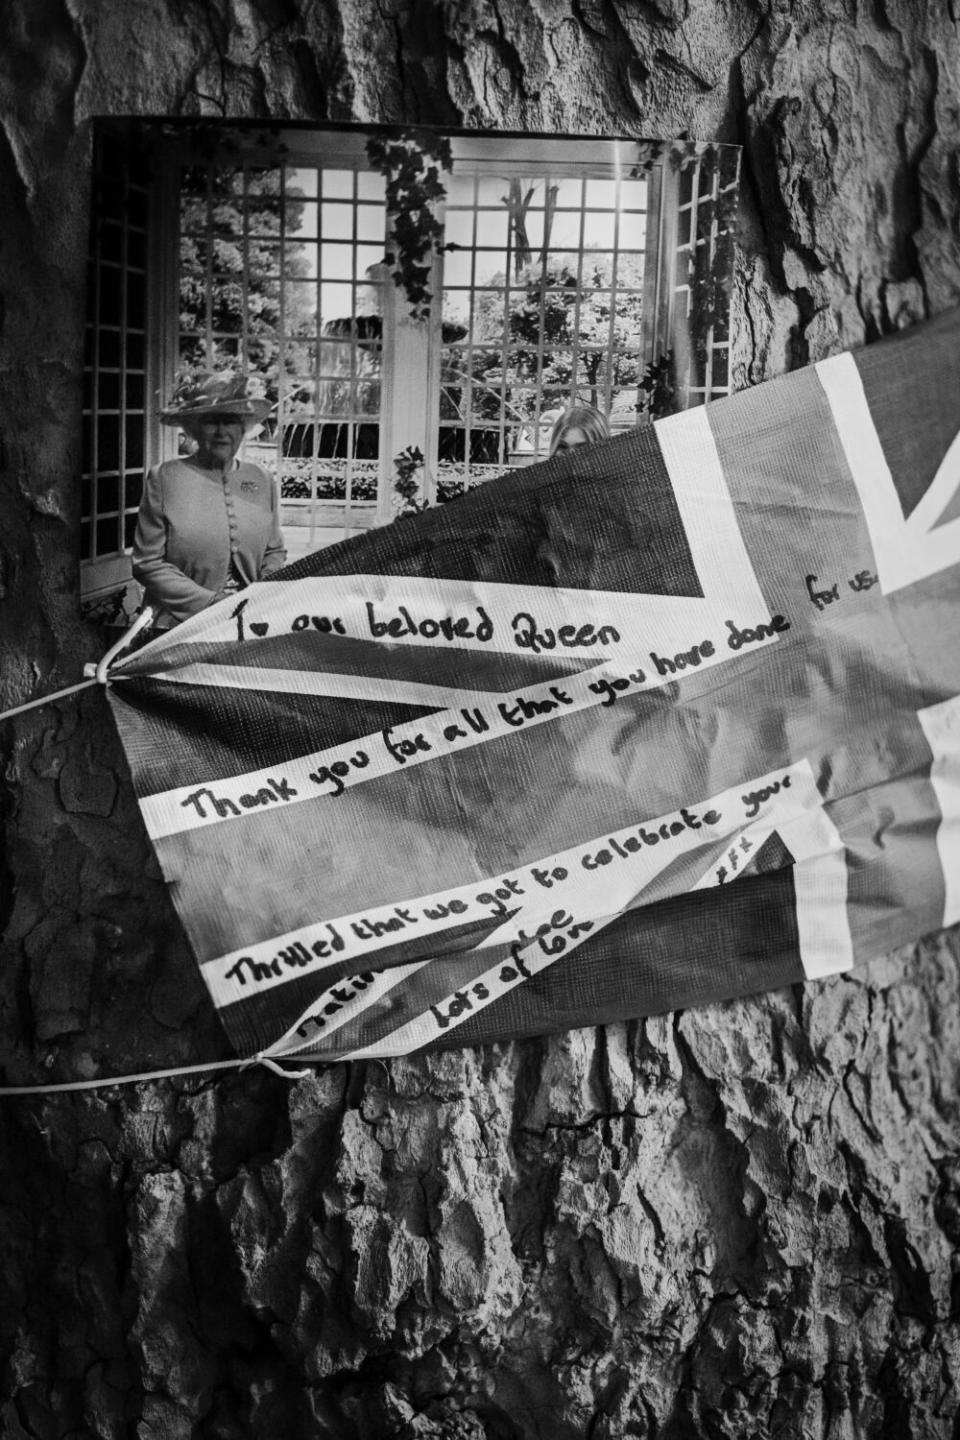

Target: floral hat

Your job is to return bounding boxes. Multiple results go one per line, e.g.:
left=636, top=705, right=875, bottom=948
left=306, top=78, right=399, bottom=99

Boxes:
left=159, top=371, right=272, bottom=427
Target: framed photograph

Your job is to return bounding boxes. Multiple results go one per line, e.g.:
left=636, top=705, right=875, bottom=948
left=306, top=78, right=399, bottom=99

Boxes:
left=80, top=120, right=741, bottom=619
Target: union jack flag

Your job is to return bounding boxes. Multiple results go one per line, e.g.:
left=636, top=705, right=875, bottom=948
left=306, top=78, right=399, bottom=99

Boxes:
left=108, top=310, right=960, bottom=1062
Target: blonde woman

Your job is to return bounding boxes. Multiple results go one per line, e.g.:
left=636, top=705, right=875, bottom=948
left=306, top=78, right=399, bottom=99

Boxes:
left=548, top=404, right=612, bottom=457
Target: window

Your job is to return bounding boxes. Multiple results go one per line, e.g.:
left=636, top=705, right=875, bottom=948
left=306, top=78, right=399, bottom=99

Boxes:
left=177, top=159, right=388, bottom=543
left=80, top=123, right=740, bottom=613
left=81, top=124, right=153, bottom=619
left=437, top=164, right=648, bottom=492
left=663, top=143, right=739, bottom=408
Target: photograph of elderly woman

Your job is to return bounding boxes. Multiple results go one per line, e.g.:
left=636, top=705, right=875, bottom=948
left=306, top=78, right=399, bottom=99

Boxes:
left=132, top=373, right=286, bottom=630
left=80, top=120, right=740, bottom=624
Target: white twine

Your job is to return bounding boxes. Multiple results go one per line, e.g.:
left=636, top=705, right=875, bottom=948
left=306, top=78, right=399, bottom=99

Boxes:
left=0, top=606, right=157, bottom=724
left=0, top=1053, right=315, bottom=1097
left=0, top=608, right=325, bottom=1094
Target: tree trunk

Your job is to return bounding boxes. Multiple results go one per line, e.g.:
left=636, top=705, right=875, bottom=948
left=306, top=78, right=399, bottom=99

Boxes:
left=1, top=3, right=959, bottom=1435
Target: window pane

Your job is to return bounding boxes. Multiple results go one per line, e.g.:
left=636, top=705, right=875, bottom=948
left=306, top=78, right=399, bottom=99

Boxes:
left=125, top=416, right=144, bottom=470
left=282, top=339, right=316, bottom=373
left=314, top=379, right=353, bottom=418
left=100, top=223, right=123, bottom=263
left=127, top=188, right=148, bottom=229
left=98, top=274, right=122, bottom=326
left=181, top=165, right=207, bottom=198
left=125, top=372, right=145, bottom=409
left=125, top=472, right=143, bottom=509
left=551, top=177, right=584, bottom=209
left=585, top=178, right=618, bottom=208
left=318, top=282, right=354, bottom=328
left=211, top=199, right=243, bottom=237
left=322, top=170, right=354, bottom=200
left=210, top=278, right=243, bottom=333
left=445, top=211, right=476, bottom=249
left=355, top=243, right=385, bottom=277
left=246, top=201, right=282, bottom=238
left=284, top=239, right=316, bottom=276
left=445, top=174, right=476, bottom=206
left=180, top=233, right=208, bottom=275
left=179, top=334, right=206, bottom=368
left=320, top=242, right=353, bottom=279
left=285, top=280, right=320, bottom=337
left=582, top=212, right=617, bottom=248
left=211, top=336, right=241, bottom=362
left=443, top=248, right=474, bottom=290
left=356, top=171, right=385, bottom=202
left=248, top=323, right=278, bottom=375
left=98, top=371, right=120, bottom=410
left=247, top=241, right=281, bottom=277
left=356, top=205, right=385, bottom=243
left=99, top=134, right=125, bottom=178
left=211, top=167, right=237, bottom=196
left=307, top=420, right=345, bottom=456
left=96, top=515, right=120, bottom=557
left=98, top=472, right=119, bottom=513
left=99, top=331, right=121, bottom=367
left=287, top=200, right=318, bottom=238
left=621, top=176, right=647, bottom=211
left=321, top=202, right=354, bottom=240
left=281, top=377, right=316, bottom=416
left=698, top=157, right=717, bottom=199
left=127, top=272, right=146, bottom=329
left=474, top=210, right=508, bottom=250
left=475, top=253, right=511, bottom=288
left=356, top=378, right=381, bottom=415
left=247, top=166, right=282, bottom=194
left=287, top=167, right=318, bottom=199
left=352, top=423, right=379, bottom=458
left=97, top=417, right=119, bottom=470
left=127, top=228, right=147, bottom=270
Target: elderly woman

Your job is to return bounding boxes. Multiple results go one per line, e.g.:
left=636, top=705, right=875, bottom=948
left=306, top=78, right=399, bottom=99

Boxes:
left=133, top=372, right=286, bottom=629
left=548, top=403, right=612, bottom=457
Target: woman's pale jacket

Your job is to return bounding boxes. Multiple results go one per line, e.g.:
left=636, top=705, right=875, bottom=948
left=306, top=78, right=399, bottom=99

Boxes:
left=132, top=457, right=287, bottom=627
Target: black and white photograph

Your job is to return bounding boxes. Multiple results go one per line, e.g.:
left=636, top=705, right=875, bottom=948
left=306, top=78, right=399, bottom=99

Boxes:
left=2, top=7, right=960, bottom=1440
left=81, top=120, right=738, bottom=618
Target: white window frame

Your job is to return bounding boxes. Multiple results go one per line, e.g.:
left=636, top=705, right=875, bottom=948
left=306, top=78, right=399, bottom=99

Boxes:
left=80, top=124, right=739, bottom=607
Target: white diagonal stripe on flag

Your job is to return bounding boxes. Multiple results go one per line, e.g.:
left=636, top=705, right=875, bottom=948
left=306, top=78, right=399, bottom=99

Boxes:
left=123, top=661, right=492, bottom=710
left=816, top=352, right=960, bottom=593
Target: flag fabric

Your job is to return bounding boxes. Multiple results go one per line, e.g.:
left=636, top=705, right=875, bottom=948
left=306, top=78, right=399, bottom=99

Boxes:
left=107, top=310, right=960, bottom=1063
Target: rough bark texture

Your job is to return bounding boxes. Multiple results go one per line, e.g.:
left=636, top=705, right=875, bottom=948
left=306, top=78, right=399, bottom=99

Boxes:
left=1, top=2, right=960, bottom=1436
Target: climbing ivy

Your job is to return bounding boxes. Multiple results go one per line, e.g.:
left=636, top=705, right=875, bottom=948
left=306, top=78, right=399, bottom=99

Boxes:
left=365, top=128, right=453, bottom=321
left=392, top=444, right=429, bottom=515
left=637, top=352, right=678, bottom=420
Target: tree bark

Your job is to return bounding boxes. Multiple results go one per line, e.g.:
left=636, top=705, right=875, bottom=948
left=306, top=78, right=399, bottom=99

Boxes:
left=1, top=2, right=959, bottom=1435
